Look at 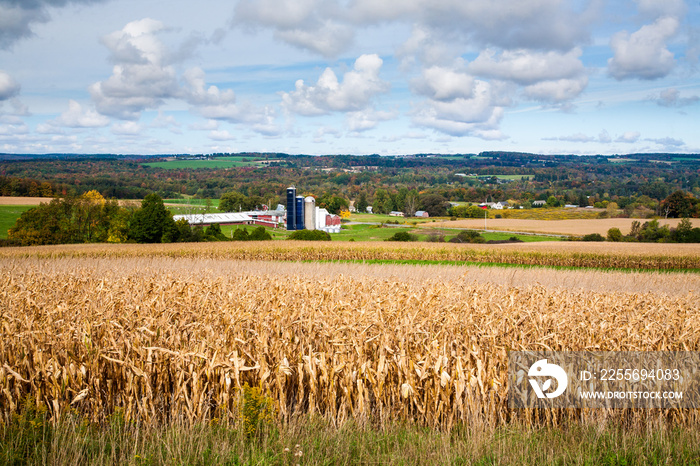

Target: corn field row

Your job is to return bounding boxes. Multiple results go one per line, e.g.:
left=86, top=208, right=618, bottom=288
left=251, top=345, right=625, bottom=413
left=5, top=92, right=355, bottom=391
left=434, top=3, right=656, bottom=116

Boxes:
left=2, top=240, right=700, bottom=270
left=2, top=256, right=699, bottom=429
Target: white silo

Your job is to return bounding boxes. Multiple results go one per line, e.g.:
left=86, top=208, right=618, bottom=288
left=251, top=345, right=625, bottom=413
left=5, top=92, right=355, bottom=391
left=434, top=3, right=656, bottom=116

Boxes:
left=304, top=196, right=316, bottom=230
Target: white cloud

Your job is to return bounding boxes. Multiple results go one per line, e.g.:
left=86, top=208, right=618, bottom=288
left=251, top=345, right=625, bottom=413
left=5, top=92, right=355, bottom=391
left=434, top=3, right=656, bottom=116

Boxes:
left=346, top=108, right=397, bottom=132
left=90, top=19, right=181, bottom=120
left=411, top=65, right=474, bottom=101
left=412, top=79, right=507, bottom=139
left=469, top=48, right=586, bottom=85
left=347, top=0, right=595, bottom=51
left=0, top=0, right=108, bottom=50
left=234, top=0, right=352, bottom=57
left=275, top=21, right=354, bottom=58
left=111, top=121, right=144, bottom=135
left=646, top=136, right=684, bottom=147
left=0, top=71, right=21, bottom=100
left=651, top=88, right=700, bottom=107
left=51, top=100, right=110, bottom=128
left=634, top=0, right=686, bottom=20
left=544, top=130, right=612, bottom=144
left=232, top=0, right=596, bottom=58
left=208, top=129, right=236, bottom=141
left=608, top=17, right=679, bottom=80
left=469, top=48, right=588, bottom=103
left=616, top=131, right=641, bottom=143
left=281, top=54, right=389, bottom=116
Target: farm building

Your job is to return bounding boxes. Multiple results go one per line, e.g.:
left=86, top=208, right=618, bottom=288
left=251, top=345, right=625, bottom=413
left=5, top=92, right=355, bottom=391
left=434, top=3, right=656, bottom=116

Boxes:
left=414, top=211, right=429, bottom=218
left=173, top=210, right=284, bottom=228
left=389, top=211, right=405, bottom=217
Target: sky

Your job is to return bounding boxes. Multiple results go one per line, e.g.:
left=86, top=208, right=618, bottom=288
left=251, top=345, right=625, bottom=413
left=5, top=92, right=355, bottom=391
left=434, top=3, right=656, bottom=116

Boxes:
left=0, top=0, right=699, bottom=156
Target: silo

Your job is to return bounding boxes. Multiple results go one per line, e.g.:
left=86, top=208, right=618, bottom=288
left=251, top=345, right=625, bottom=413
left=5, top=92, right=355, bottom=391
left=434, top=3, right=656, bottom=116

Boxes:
left=295, top=196, right=305, bottom=230
left=304, top=196, right=316, bottom=230
left=286, top=186, right=296, bottom=230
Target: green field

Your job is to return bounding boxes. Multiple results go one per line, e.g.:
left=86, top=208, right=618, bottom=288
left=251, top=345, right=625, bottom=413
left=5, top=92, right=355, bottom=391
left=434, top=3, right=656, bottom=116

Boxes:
left=217, top=223, right=561, bottom=242
left=143, top=156, right=265, bottom=169
left=0, top=205, right=34, bottom=238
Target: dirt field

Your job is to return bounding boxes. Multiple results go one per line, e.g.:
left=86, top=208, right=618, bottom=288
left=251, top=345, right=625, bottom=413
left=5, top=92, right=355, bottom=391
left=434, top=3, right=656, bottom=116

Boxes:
left=0, top=196, right=55, bottom=205
left=424, top=217, right=696, bottom=236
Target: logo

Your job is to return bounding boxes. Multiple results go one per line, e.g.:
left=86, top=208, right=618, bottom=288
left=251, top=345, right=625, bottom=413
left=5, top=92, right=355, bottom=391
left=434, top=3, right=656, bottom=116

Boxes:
left=528, top=359, right=568, bottom=399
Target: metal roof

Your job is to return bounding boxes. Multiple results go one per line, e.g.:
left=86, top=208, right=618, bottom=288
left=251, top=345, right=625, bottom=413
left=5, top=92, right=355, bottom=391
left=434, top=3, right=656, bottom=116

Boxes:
left=173, top=212, right=253, bottom=225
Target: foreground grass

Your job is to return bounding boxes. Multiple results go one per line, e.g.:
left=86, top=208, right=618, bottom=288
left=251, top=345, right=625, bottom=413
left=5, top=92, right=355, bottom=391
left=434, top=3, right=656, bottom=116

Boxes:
left=2, top=410, right=699, bottom=465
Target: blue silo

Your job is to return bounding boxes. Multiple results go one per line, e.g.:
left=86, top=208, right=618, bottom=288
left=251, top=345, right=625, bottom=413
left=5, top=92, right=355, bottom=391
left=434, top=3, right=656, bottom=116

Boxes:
left=295, top=195, right=305, bottom=230
left=286, top=186, right=296, bottom=230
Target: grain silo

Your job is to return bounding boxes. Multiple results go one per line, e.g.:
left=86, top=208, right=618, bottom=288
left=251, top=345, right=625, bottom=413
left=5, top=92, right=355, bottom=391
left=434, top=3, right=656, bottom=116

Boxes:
left=295, top=195, right=305, bottom=230
left=286, top=186, right=296, bottom=230
left=304, top=196, right=316, bottom=230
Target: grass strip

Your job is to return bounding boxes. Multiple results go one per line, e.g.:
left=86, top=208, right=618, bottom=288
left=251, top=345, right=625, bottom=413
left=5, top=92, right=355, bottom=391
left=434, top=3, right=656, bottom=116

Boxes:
left=305, top=258, right=700, bottom=274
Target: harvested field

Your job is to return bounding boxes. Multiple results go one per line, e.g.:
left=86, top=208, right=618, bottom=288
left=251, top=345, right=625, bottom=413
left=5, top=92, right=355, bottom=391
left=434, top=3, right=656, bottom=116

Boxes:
left=2, top=240, right=699, bottom=270
left=0, top=196, right=55, bottom=205
left=1, top=254, right=699, bottom=430
left=424, top=218, right=696, bottom=236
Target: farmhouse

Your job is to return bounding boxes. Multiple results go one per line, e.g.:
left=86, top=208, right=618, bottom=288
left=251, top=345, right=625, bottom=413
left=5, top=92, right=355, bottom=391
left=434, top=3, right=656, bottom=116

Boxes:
left=414, top=211, right=429, bottom=218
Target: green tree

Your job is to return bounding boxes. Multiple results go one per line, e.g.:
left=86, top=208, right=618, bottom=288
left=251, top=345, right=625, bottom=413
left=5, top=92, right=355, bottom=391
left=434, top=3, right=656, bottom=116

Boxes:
left=288, top=229, right=331, bottom=241
left=420, top=194, right=449, bottom=217
left=355, top=192, right=369, bottom=214
left=128, top=193, right=177, bottom=243
left=219, top=191, right=248, bottom=212
left=249, top=226, right=272, bottom=241
left=232, top=227, right=250, bottom=241
left=607, top=227, right=623, bottom=242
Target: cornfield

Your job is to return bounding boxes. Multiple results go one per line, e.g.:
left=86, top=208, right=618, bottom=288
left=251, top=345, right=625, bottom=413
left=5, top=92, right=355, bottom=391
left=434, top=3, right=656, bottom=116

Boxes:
left=2, top=247, right=699, bottom=430
left=1, top=240, right=700, bottom=270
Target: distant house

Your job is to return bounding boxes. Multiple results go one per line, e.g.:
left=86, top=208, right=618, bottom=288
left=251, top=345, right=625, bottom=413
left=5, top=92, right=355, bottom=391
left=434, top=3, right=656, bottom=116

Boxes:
left=414, top=211, right=429, bottom=218
left=389, top=211, right=405, bottom=217
left=532, top=200, right=547, bottom=207
left=366, top=206, right=373, bottom=213
left=478, top=202, right=496, bottom=209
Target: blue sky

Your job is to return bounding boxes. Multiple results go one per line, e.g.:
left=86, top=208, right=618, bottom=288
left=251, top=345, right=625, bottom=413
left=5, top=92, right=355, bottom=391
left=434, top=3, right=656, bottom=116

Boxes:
left=0, top=0, right=698, bottom=155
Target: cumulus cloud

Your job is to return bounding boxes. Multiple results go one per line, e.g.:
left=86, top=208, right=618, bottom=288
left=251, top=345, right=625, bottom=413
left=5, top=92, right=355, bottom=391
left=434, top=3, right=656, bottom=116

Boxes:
left=411, top=65, right=475, bottom=101
left=0, top=0, right=108, bottom=49
left=89, top=19, right=277, bottom=134
left=232, top=0, right=596, bottom=58
left=233, top=0, right=352, bottom=57
left=347, top=0, right=595, bottom=51
left=90, top=19, right=181, bottom=119
left=0, top=71, right=21, bottom=100
left=346, top=108, right=397, bottom=132
left=650, top=88, right=700, bottom=107
left=469, top=48, right=588, bottom=103
left=183, top=67, right=278, bottom=133
left=412, top=79, right=507, bottom=139
left=281, top=54, right=389, bottom=116
left=608, top=17, right=679, bottom=80
left=616, top=131, right=641, bottom=143
left=50, top=100, right=110, bottom=128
